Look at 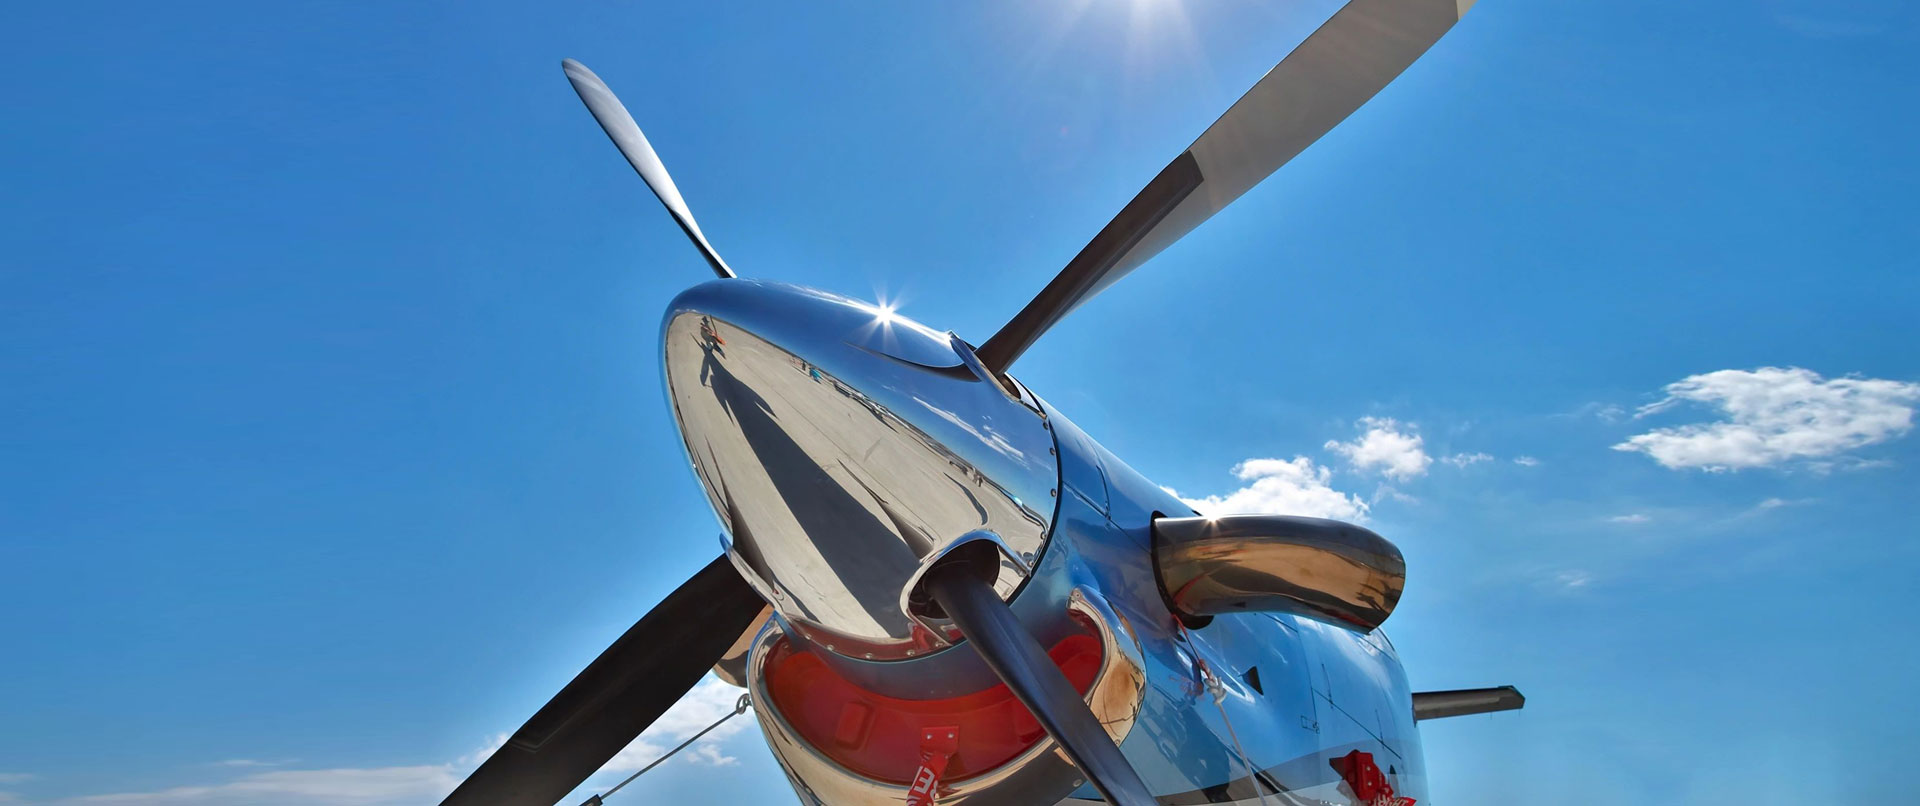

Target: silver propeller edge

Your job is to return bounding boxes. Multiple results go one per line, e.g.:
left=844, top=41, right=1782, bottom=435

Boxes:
left=974, top=0, right=1476, bottom=373
left=562, top=58, right=736, bottom=279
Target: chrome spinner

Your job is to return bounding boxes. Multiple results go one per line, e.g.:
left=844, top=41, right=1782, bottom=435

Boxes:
left=662, top=279, right=1060, bottom=661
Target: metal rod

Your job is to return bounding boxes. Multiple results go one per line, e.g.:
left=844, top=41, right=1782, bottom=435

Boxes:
left=583, top=694, right=751, bottom=805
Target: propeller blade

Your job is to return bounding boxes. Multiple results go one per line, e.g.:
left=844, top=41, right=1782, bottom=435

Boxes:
left=923, top=562, right=1155, bottom=806
left=440, top=555, right=767, bottom=806
left=562, top=58, right=736, bottom=279
left=974, top=0, right=1475, bottom=373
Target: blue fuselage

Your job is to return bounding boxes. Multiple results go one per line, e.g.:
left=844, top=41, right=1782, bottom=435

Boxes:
left=1038, top=402, right=1424, bottom=804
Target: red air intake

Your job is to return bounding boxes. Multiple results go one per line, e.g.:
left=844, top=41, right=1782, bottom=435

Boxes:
left=760, top=633, right=1103, bottom=784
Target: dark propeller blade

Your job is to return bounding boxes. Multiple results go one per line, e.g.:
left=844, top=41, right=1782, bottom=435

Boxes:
left=439, top=555, right=766, bottom=806
left=973, top=0, right=1475, bottom=373
left=562, top=58, right=736, bottom=279
left=923, top=561, right=1155, bottom=806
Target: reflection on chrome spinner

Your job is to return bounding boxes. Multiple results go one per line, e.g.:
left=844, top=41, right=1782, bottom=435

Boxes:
left=662, top=279, right=1059, bottom=661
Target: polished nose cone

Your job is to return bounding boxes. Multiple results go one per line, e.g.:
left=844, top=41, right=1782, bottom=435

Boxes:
left=662, top=279, right=1059, bottom=660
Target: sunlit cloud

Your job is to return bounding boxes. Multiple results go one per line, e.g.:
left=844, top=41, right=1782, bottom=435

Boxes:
left=1371, top=484, right=1418, bottom=505
left=1169, top=456, right=1369, bottom=521
left=600, top=677, right=751, bottom=773
left=1615, top=367, right=1918, bottom=472
left=1326, top=417, right=1432, bottom=481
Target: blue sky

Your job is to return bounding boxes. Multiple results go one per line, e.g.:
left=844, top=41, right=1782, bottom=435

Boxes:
left=3, top=0, right=1917, bottom=803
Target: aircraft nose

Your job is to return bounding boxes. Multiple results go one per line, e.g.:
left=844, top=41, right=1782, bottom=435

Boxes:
left=660, top=279, right=1059, bottom=660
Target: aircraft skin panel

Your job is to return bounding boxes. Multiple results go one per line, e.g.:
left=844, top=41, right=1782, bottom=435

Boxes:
left=1038, top=402, right=1426, bottom=805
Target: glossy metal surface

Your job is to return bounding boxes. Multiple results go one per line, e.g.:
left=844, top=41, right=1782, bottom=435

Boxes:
left=663, top=279, right=1058, bottom=661
left=746, top=398, right=1438, bottom=805
left=1043, top=407, right=1430, bottom=804
left=561, top=59, right=735, bottom=279
left=745, top=586, right=1147, bottom=805
left=711, top=606, right=774, bottom=688
left=1153, top=514, right=1405, bottom=632
left=898, top=530, right=1031, bottom=637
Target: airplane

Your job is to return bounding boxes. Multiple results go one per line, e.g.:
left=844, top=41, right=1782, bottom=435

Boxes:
left=441, top=0, right=1523, bottom=803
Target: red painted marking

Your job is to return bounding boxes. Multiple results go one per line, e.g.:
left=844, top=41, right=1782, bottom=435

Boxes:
left=904, top=726, right=959, bottom=806
left=1332, top=750, right=1415, bottom=806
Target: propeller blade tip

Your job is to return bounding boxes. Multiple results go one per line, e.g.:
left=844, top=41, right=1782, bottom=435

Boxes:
left=560, top=58, right=596, bottom=83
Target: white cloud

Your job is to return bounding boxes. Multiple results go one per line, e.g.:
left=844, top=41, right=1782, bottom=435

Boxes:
left=680, top=744, right=739, bottom=767
left=1554, top=570, right=1593, bottom=590
left=61, top=677, right=752, bottom=806
left=601, top=677, right=750, bottom=772
left=1324, top=417, right=1432, bottom=480
left=1442, top=451, right=1493, bottom=468
left=1609, top=513, right=1650, bottom=524
left=1749, top=497, right=1816, bottom=515
left=912, top=396, right=1029, bottom=465
left=1371, top=484, right=1418, bottom=505
left=1513, top=456, right=1540, bottom=467
left=1170, top=457, right=1369, bottom=521
left=1807, top=456, right=1894, bottom=474
left=0, top=775, right=26, bottom=805
left=1559, top=402, right=1626, bottom=422
left=458, top=735, right=507, bottom=768
left=1614, top=367, right=1919, bottom=471
left=67, top=767, right=462, bottom=805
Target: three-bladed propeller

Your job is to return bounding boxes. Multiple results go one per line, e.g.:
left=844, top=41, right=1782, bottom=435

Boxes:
left=445, top=0, right=1472, bottom=800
